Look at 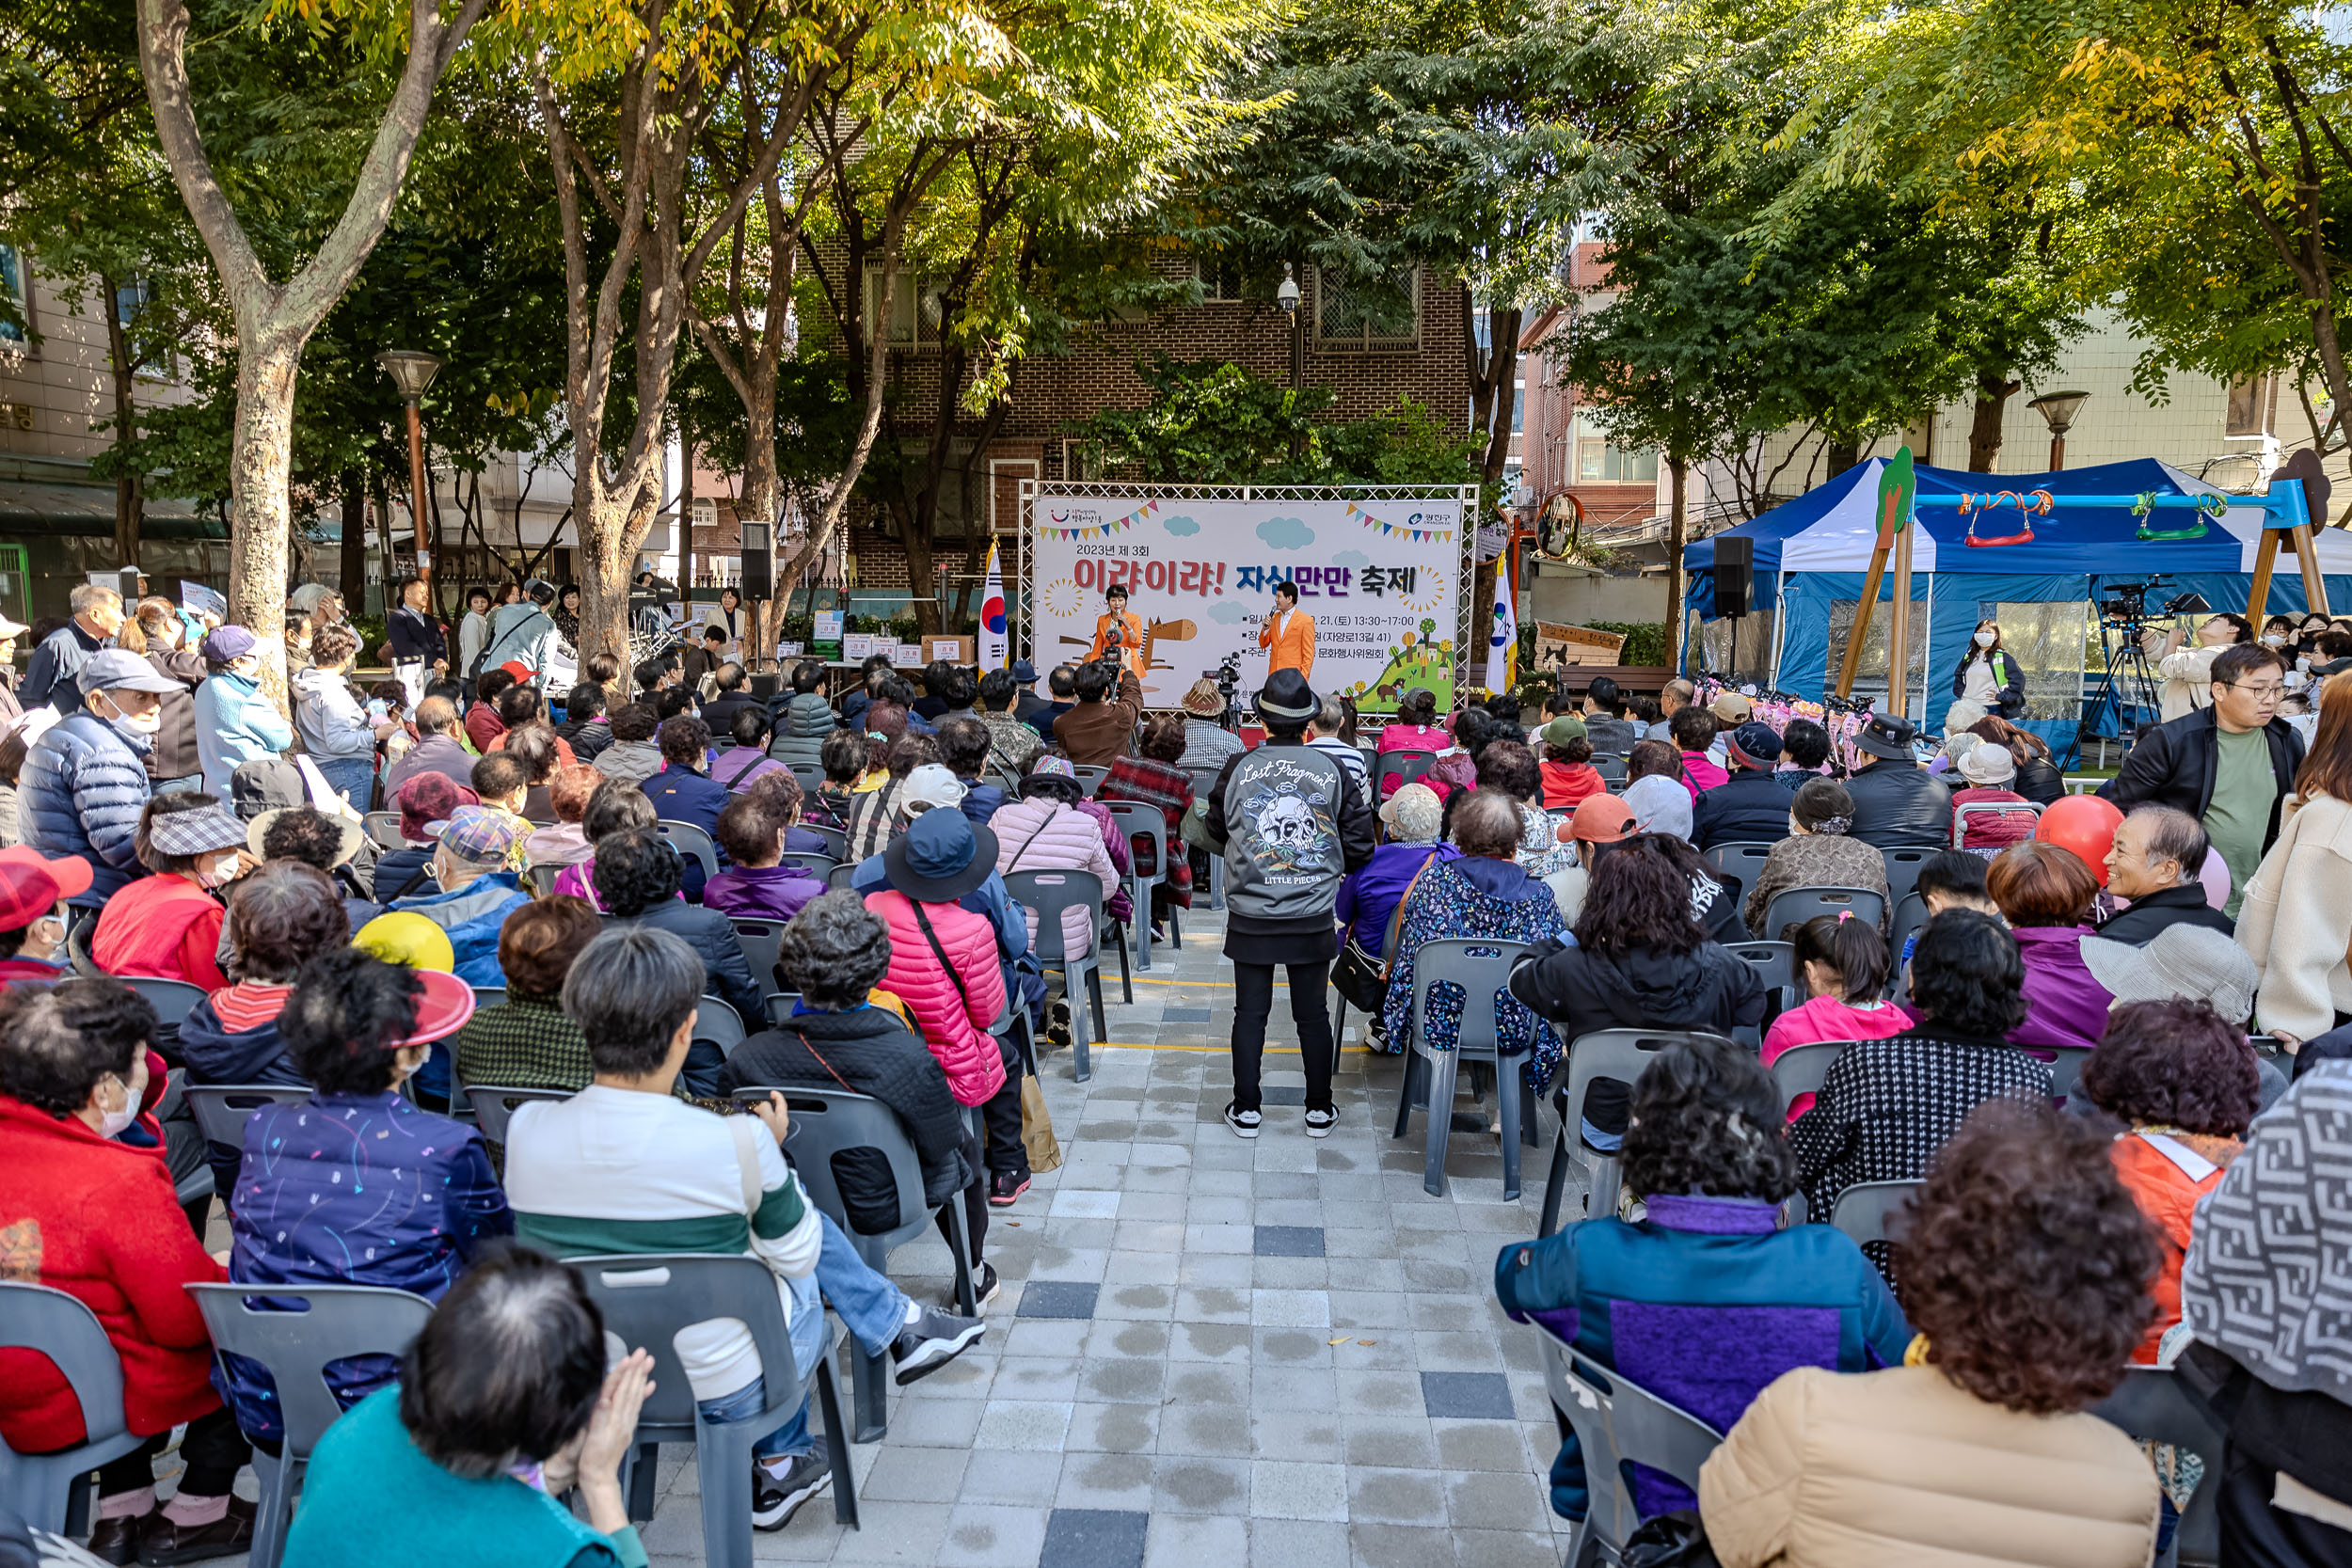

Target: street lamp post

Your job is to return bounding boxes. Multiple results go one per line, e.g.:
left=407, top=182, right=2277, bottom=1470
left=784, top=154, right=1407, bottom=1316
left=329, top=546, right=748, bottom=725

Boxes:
left=2026, top=389, right=2090, bottom=471
left=376, top=350, right=444, bottom=599
left=1278, top=263, right=1303, bottom=456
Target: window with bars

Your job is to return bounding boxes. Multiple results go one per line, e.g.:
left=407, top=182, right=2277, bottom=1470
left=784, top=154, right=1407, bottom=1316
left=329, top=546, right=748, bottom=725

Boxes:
left=1312, top=267, right=1420, bottom=351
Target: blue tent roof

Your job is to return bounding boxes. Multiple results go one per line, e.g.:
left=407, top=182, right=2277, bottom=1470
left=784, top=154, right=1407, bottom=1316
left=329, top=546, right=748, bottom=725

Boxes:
left=1683, top=457, right=2250, bottom=577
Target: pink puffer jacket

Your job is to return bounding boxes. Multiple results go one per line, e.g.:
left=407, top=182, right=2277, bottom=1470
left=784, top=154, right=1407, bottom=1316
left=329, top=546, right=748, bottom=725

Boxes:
left=864, top=889, right=1008, bottom=1105
left=991, top=797, right=1120, bottom=956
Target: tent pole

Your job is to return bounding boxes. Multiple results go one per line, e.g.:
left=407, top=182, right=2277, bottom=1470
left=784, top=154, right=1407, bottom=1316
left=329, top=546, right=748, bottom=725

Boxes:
left=1769, top=569, right=1787, bottom=689
left=1915, top=572, right=1934, bottom=729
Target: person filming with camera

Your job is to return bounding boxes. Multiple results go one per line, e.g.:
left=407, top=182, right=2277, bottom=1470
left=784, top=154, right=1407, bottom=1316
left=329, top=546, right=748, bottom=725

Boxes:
left=2104, top=639, right=2302, bottom=919
left=2142, top=606, right=2253, bottom=721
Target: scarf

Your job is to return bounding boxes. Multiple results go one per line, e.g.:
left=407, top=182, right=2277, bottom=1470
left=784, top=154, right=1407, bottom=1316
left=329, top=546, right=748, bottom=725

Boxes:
left=2180, top=1060, right=2352, bottom=1400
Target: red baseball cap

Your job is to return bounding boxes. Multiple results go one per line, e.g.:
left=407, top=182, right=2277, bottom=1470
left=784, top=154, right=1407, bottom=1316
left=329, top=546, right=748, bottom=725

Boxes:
left=1567, top=794, right=1636, bottom=847
left=0, top=847, right=93, bottom=930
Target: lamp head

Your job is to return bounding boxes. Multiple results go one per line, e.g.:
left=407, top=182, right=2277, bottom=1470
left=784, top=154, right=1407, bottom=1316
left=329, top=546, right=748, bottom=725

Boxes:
left=1277, top=262, right=1300, bottom=317
left=2026, top=389, right=2090, bottom=436
left=376, top=350, right=444, bottom=402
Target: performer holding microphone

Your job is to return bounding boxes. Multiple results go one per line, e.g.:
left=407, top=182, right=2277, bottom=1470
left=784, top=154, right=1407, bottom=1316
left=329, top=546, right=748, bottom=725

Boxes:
left=1089, top=582, right=1147, bottom=676
left=1259, top=578, right=1316, bottom=679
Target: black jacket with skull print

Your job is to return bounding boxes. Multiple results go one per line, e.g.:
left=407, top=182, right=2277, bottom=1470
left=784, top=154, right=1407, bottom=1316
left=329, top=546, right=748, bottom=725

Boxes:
left=1206, top=738, right=1375, bottom=940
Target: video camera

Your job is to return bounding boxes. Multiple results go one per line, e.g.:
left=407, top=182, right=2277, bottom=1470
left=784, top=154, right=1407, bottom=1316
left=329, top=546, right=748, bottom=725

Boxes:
left=1204, top=650, right=1247, bottom=732
left=2096, top=578, right=2210, bottom=627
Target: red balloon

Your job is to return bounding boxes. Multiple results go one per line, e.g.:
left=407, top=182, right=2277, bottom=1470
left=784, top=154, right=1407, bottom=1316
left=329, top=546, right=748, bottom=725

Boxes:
left=2034, top=794, right=2124, bottom=885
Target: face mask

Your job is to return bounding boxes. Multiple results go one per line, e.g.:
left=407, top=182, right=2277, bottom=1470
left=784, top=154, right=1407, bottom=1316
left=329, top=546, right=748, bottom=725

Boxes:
left=1973, top=630, right=1995, bottom=648
left=2264, top=633, right=2287, bottom=647
left=96, top=694, right=161, bottom=740
left=2299, top=657, right=2312, bottom=672
left=97, top=1075, right=135, bottom=1139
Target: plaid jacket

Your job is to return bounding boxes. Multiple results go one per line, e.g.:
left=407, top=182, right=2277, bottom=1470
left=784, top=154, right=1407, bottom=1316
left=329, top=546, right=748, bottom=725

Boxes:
left=1096, top=755, right=1194, bottom=896
left=450, top=997, right=594, bottom=1092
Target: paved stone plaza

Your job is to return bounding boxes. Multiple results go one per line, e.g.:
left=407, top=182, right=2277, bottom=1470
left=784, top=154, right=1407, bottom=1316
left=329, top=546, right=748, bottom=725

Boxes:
left=177, top=905, right=1584, bottom=1568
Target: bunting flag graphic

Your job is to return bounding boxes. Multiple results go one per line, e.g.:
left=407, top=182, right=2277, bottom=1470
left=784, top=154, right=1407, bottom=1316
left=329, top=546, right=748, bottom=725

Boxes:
left=1344, top=499, right=1456, bottom=541
left=1039, top=497, right=1162, bottom=540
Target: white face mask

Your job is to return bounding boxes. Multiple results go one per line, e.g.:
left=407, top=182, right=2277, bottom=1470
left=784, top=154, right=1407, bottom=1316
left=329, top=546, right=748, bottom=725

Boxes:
left=1973, top=630, right=1996, bottom=648
left=97, top=693, right=162, bottom=736
left=2299, top=657, right=2313, bottom=672
left=2264, top=633, right=2287, bottom=647
left=96, top=1074, right=135, bottom=1139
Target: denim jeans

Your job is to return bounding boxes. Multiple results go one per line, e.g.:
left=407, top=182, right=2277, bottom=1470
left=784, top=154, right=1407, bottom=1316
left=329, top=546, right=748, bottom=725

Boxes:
left=313, top=756, right=374, bottom=812
left=697, top=1212, right=913, bottom=1461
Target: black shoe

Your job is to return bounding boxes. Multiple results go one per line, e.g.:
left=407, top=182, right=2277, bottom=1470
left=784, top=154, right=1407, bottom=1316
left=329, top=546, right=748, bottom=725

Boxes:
left=1305, top=1105, right=1337, bottom=1139
left=989, top=1170, right=1031, bottom=1207
left=950, top=1260, right=1001, bottom=1310
left=135, top=1497, right=256, bottom=1566
left=891, top=1307, right=986, bottom=1386
left=86, top=1511, right=151, bottom=1566
left=751, top=1439, right=833, bottom=1530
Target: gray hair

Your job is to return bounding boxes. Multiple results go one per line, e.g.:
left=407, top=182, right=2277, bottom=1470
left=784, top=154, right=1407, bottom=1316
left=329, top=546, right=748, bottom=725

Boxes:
left=561, top=926, right=706, bottom=1079
left=1312, top=697, right=1346, bottom=736
left=69, top=583, right=121, bottom=616
left=1451, top=786, right=1527, bottom=859
left=777, top=890, right=893, bottom=1011
left=2129, top=805, right=2208, bottom=882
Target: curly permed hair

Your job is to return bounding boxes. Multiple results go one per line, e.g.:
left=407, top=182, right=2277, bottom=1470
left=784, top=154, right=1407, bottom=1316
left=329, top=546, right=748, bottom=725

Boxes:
left=1899, top=1098, right=2156, bottom=1414
left=2081, top=999, right=2261, bottom=1137
left=1623, top=1035, right=1799, bottom=1203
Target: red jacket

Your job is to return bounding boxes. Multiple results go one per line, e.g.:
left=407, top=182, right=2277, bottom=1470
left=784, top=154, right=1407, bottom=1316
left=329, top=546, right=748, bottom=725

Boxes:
left=90, top=874, right=229, bottom=991
left=864, top=890, right=1008, bottom=1106
left=0, top=1095, right=226, bottom=1449
left=1539, top=760, right=1604, bottom=814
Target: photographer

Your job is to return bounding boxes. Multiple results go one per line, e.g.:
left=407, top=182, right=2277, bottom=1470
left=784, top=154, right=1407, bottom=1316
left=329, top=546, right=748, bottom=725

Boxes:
left=1054, top=655, right=1145, bottom=768
left=2141, top=608, right=2252, bottom=722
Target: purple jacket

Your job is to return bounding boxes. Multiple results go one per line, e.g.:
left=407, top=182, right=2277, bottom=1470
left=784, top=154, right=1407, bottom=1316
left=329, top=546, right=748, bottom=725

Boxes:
left=2009, top=926, right=2116, bottom=1054
left=703, top=863, right=825, bottom=923
left=1336, top=842, right=1461, bottom=957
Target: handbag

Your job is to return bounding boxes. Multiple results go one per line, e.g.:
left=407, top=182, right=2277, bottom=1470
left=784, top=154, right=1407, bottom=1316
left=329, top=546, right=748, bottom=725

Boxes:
left=1621, top=1510, right=1721, bottom=1567
left=1331, top=852, right=1438, bottom=1015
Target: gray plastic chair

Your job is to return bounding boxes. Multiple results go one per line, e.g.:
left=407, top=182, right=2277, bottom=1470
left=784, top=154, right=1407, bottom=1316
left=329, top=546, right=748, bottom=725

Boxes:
left=183, top=1084, right=314, bottom=1153
left=570, top=1252, right=858, bottom=1561
left=693, top=994, right=747, bottom=1057
left=826, top=863, right=861, bottom=892
left=1759, top=885, right=1885, bottom=942
left=1003, top=869, right=1108, bottom=1083
left=728, top=1086, right=976, bottom=1439
left=763, top=992, right=806, bottom=1027
left=2042, top=1044, right=2095, bottom=1106
left=1701, top=840, right=1778, bottom=888
left=1723, top=940, right=1795, bottom=1016
left=799, top=823, right=848, bottom=860
left=470, top=986, right=509, bottom=1012
left=1389, top=939, right=1540, bottom=1201
left=2092, top=1368, right=2222, bottom=1567
left=360, top=811, right=408, bottom=851
left=1540, top=1031, right=1739, bottom=1236
left=0, top=1283, right=150, bottom=1535
left=66, top=923, right=102, bottom=980
left=787, top=764, right=826, bottom=796
left=157, top=1070, right=215, bottom=1222
left=1102, top=801, right=1179, bottom=970
left=1377, top=750, right=1441, bottom=800
left=183, top=1283, right=435, bottom=1568
left=121, top=976, right=208, bottom=1031
left=656, top=819, right=723, bottom=887
left=1184, top=769, right=1229, bottom=910
left=524, top=863, right=563, bottom=895
left=1887, top=890, right=1929, bottom=982
left=1073, top=764, right=1109, bottom=797
left=464, top=1084, right=573, bottom=1144
left=1768, top=1038, right=1851, bottom=1114
left=1538, top=1330, right=1724, bottom=1568
left=777, top=851, right=836, bottom=881
left=1882, top=847, right=1935, bottom=913
left=1953, top=799, right=2042, bottom=847
left=1590, top=753, right=1628, bottom=790
left=1826, top=1179, right=1920, bottom=1251
left=730, top=917, right=788, bottom=995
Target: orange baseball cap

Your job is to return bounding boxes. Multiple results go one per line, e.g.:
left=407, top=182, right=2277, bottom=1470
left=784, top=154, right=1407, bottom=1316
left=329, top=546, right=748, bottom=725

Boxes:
left=1568, top=794, right=1636, bottom=846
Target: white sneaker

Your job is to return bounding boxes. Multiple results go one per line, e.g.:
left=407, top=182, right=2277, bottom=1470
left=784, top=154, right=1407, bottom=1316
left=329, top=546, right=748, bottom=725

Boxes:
left=1224, top=1101, right=1262, bottom=1139
left=1304, top=1106, right=1336, bottom=1139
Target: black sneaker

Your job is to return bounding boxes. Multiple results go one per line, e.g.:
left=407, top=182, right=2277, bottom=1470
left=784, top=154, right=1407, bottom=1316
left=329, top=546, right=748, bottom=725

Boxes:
left=989, top=1170, right=1031, bottom=1207
left=891, top=1307, right=986, bottom=1386
left=1224, top=1101, right=1262, bottom=1139
left=1304, top=1106, right=1337, bottom=1139
left=751, top=1439, right=833, bottom=1530
left=950, top=1260, right=1001, bottom=1310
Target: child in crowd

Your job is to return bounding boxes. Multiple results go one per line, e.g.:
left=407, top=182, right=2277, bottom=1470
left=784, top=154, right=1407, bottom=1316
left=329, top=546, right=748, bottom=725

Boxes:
left=1762, top=913, right=1909, bottom=1118
left=1901, top=849, right=2001, bottom=975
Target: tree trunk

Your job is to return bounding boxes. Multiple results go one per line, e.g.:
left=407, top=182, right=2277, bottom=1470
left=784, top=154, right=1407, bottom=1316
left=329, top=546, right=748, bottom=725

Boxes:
left=1667, top=453, right=1689, bottom=673
left=99, top=273, right=143, bottom=571
left=229, top=337, right=301, bottom=705
left=903, top=522, right=939, bottom=638
left=339, top=467, right=368, bottom=615
left=1968, top=371, right=2020, bottom=471
left=1478, top=304, right=1521, bottom=491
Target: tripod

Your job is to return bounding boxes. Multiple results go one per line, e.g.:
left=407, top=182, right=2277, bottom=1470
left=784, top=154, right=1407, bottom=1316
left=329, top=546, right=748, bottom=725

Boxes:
left=2072, top=617, right=2164, bottom=768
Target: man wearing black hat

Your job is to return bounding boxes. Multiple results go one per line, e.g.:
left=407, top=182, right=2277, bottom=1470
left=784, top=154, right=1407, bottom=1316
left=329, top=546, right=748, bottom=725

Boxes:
left=1842, top=713, right=1954, bottom=849
left=1009, top=657, right=1054, bottom=731
left=1691, top=721, right=1797, bottom=849
left=1203, top=668, right=1375, bottom=1139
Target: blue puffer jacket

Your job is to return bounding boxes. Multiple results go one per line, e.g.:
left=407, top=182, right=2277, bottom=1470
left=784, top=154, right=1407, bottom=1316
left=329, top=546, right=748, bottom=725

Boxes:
left=766, top=691, right=839, bottom=770
left=194, top=671, right=295, bottom=796
left=20, top=711, right=153, bottom=902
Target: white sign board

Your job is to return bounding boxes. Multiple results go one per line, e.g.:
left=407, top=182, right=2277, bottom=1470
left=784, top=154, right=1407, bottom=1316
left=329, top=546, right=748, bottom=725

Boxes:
left=1028, top=492, right=1464, bottom=711
left=179, top=581, right=227, bottom=621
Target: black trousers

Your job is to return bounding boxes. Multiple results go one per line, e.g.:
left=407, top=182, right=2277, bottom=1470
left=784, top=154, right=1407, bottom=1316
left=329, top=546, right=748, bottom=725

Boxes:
left=1230, top=960, right=1335, bottom=1115
left=2219, top=1441, right=2352, bottom=1568
left=980, top=1036, right=1028, bottom=1181
left=934, top=1122, right=990, bottom=1265
left=94, top=1406, right=249, bottom=1500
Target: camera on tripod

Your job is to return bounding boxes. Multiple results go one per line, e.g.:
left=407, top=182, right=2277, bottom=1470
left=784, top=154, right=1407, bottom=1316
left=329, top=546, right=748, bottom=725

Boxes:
left=2096, top=578, right=2209, bottom=629
left=1204, top=651, right=1246, bottom=732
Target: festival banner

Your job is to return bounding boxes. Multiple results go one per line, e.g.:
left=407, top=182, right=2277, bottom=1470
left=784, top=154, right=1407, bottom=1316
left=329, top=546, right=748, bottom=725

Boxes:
left=1028, top=493, right=1465, bottom=712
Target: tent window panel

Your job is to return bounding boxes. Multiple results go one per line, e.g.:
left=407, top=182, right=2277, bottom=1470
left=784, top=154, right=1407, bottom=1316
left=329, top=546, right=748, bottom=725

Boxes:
left=1989, top=601, right=2093, bottom=722
left=1692, top=611, right=1775, bottom=684
left=1824, top=598, right=1929, bottom=700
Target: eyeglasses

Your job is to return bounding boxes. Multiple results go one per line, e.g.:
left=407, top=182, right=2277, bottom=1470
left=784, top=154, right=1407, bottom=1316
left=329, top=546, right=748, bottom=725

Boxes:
left=2224, top=681, right=2286, bottom=700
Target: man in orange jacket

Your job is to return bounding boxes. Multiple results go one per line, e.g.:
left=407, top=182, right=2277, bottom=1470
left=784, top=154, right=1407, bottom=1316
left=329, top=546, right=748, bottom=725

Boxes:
left=1088, top=583, right=1147, bottom=677
left=1259, top=578, right=1315, bottom=679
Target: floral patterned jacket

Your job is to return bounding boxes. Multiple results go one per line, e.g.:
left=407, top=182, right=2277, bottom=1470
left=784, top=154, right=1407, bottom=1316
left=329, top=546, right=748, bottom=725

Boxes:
left=1381, top=856, right=1567, bottom=1092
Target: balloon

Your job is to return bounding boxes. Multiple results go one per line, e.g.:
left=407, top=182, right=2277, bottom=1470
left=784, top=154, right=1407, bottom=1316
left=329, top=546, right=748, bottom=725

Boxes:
left=2197, top=847, right=2233, bottom=911
left=2034, top=794, right=2125, bottom=886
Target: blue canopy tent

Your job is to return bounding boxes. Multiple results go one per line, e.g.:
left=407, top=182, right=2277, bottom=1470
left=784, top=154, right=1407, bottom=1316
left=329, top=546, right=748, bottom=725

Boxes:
left=1682, top=456, right=2352, bottom=756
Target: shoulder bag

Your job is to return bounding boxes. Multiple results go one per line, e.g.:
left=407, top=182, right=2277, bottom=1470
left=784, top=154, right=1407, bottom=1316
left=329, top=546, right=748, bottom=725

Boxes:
left=1331, top=851, right=1438, bottom=1013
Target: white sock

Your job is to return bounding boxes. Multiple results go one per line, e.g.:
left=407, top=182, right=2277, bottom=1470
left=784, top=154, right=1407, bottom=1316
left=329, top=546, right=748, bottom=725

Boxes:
left=902, top=1298, right=923, bottom=1327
